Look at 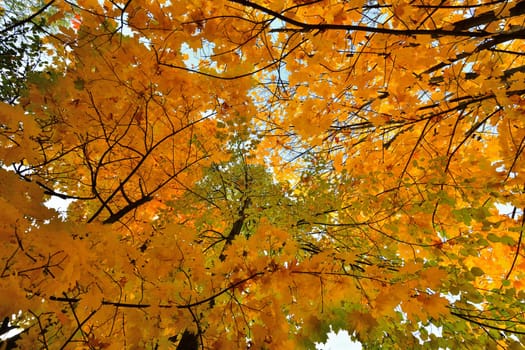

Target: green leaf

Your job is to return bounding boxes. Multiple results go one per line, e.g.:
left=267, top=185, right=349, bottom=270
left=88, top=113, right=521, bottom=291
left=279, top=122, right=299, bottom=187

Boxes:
left=464, top=271, right=475, bottom=281
left=500, top=235, right=516, bottom=245
left=437, top=190, right=456, bottom=206
left=74, top=78, right=85, bottom=90
left=476, top=238, right=489, bottom=247
left=470, top=267, right=484, bottom=277
left=452, top=208, right=472, bottom=226
left=487, top=233, right=500, bottom=242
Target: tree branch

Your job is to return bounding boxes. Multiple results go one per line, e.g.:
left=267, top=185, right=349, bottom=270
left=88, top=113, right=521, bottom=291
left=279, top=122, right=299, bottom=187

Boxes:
left=229, top=0, right=524, bottom=38
left=0, top=0, right=56, bottom=35
left=49, top=272, right=265, bottom=310
left=451, top=311, right=525, bottom=335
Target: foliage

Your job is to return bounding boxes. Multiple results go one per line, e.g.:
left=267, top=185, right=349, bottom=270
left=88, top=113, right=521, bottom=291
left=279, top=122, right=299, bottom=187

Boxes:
left=1, top=0, right=525, bottom=349
left=0, top=0, right=60, bottom=104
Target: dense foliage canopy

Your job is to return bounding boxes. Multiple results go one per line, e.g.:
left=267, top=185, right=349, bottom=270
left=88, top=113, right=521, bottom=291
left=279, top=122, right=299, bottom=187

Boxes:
left=1, top=0, right=525, bottom=348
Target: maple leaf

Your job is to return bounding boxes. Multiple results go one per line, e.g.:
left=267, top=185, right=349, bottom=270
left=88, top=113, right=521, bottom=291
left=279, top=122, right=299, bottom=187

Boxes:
left=418, top=293, right=450, bottom=321
left=347, top=311, right=379, bottom=341
left=2, top=0, right=525, bottom=349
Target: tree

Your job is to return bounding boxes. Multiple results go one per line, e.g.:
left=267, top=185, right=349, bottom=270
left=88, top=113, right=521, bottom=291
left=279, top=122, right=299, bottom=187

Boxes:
left=1, top=0, right=525, bottom=348
left=0, top=0, right=66, bottom=104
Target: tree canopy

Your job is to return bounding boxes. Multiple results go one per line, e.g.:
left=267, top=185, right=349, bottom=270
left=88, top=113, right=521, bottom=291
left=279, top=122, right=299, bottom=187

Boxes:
left=1, top=0, right=525, bottom=348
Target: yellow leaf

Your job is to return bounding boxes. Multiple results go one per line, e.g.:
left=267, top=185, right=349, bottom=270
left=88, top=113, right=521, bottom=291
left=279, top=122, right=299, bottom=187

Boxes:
left=417, top=293, right=449, bottom=320
left=348, top=311, right=378, bottom=341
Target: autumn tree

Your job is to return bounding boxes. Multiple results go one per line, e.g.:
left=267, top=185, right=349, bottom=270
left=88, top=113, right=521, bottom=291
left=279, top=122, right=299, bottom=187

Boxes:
left=2, top=0, right=525, bottom=349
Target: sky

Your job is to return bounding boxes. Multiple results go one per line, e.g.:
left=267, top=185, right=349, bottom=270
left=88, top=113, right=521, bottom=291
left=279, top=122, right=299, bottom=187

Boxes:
left=316, top=330, right=362, bottom=350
